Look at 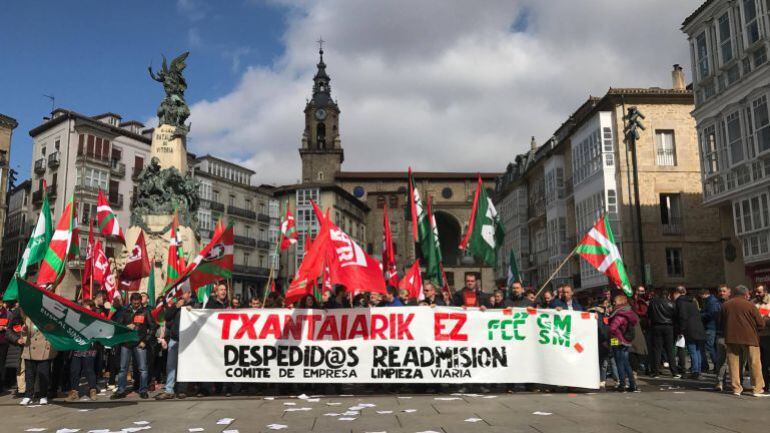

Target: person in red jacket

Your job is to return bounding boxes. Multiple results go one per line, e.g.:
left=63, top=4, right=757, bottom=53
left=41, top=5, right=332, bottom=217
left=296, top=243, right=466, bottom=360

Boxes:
left=609, top=294, right=640, bottom=392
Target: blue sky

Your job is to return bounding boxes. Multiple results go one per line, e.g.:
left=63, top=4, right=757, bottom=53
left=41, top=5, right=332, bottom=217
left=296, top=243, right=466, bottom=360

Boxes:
left=2, top=1, right=703, bottom=185
left=1, top=0, right=287, bottom=180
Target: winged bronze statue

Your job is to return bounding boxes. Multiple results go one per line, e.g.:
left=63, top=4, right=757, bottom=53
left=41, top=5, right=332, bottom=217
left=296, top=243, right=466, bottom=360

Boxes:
left=149, top=51, right=191, bottom=136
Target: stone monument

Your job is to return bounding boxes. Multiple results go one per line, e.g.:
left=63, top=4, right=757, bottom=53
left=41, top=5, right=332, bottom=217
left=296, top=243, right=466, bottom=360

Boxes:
left=120, top=52, right=199, bottom=292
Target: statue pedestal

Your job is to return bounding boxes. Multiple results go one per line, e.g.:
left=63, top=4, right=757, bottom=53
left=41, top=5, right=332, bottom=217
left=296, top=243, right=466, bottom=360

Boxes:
left=120, top=215, right=197, bottom=296
left=151, top=124, right=188, bottom=173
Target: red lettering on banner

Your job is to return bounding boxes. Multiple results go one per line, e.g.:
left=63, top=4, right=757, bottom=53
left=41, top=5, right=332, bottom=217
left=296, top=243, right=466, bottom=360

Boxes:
left=434, top=312, right=467, bottom=341
left=316, top=315, right=340, bottom=340
left=234, top=313, right=259, bottom=339
left=396, top=313, right=414, bottom=340
left=348, top=315, right=369, bottom=339
left=217, top=313, right=240, bottom=339
left=259, top=314, right=281, bottom=339
left=306, top=314, right=322, bottom=339
left=281, top=315, right=304, bottom=340
left=371, top=314, right=388, bottom=339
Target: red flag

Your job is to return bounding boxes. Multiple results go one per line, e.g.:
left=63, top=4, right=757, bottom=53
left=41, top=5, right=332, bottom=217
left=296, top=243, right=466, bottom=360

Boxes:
left=285, top=220, right=331, bottom=305
left=97, top=190, right=125, bottom=244
left=280, top=209, right=299, bottom=251
left=325, top=219, right=386, bottom=296
left=189, top=224, right=234, bottom=290
left=92, top=241, right=110, bottom=283
left=310, top=199, right=326, bottom=224
left=459, top=175, right=483, bottom=250
left=305, top=233, right=314, bottom=253
left=270, top=279, right=277, bottom=293
left=399, top=260, right=424, bottom=300
left=382, top=204, right=399, bottom=287
left=121, top=231, right=151, bottom=281
left=81, top=219, right=95, bottom=298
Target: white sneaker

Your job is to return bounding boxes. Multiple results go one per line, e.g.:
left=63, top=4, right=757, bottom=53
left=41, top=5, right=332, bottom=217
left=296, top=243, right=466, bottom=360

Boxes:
left=39, top=397, right=48, bottom=405
left=20, top=397, right=31, bottom=406
left=753, top=393, right=769, bottom=397
left=663, top=362, right=669, bottom=368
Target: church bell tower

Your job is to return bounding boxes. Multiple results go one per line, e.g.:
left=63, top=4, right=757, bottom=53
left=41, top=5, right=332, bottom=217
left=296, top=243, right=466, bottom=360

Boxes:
left=300, top=40, right=343, bottom=183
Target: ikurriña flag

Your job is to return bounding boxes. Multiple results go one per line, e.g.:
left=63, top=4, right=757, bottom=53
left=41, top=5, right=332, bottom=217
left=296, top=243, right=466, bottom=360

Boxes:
left=36, top=194, right=78, bottom=289
left=280, top=208, right=299, bottom=251
left=575, top=214, right=632, bottom=296
left=97, top=190, right=125, bottom=244
left=189, top=222, right=234, bottom=290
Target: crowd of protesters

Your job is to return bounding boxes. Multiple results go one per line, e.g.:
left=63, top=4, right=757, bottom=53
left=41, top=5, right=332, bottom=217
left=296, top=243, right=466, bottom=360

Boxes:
left=1, top=276, right=770, bottom=404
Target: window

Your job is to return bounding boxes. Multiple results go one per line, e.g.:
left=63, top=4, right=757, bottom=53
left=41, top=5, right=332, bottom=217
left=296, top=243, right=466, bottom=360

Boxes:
left=229, top=195, right=236, bottom=207
left=198, top=209, right=212, bottom=231
left=753, top=95, right=770, bottom=153
left=696, top=31, right=710, bottom=80
left=198, top=180, right=212, bottom=201
left=666, top=248, right=684, bottom=277
left=607, top=189, right=618, bottom=214
left=296, top=188, right=319, bottom=206
left=572, top=128, right=603, bottom=184
left=77, top=167, right=108, bottom=190
left=213, top=190, right=220, bottom=202
left=660, top=193, right=682, bottom=234
left=743, top=0, right=761, bottom=45
left=718, top=13, right=733, bottom=64
left=701, top=125, right=719, bottom=174
left=726, top=112, right=744, bottom=164
left=733, top=192, right=770, bottom=235
left=243, top=253, right=250, bottom=267
left=655, top=130, right=677, bottom=166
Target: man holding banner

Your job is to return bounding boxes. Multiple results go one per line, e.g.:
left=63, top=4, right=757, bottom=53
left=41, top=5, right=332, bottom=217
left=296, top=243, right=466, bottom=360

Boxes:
left=111, top=293, right=155, bottom=400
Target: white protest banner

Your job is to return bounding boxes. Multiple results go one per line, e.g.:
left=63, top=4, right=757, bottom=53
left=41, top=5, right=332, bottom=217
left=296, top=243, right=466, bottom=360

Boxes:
left=178, top=306, right=599, bottom=389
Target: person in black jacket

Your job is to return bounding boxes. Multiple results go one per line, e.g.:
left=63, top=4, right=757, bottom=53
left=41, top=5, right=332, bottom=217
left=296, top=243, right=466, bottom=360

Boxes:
left=422, top=282, right=445, bottom=306
left=155, top=291, right=193, bottom=400
left=110, top=293, right=155, bottom=399
left=648, top=288, right=680, bottom=378
left=673, top=286, right=706, bottom=379
left=204, top=284, right=229, bottom=310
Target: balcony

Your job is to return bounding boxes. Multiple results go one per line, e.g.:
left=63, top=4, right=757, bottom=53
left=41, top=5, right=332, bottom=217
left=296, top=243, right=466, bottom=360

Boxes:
left=656, top=148, right=676, bottom=166
left=233, top=264, right=270, bottom=276
left=200, top=199, right=225, bottom=212
left=703, top=159, right=770, bottom=204
left=74, top=184, right=100, bottom=197
left=108, top=192, right=124, bottom=209
left=47, top=184, right=57, bottom=199
left=34, top=158, right=46, bottom=174
left=662, top=217, right=683, bottom=235
left=257, top=240, right=270, bottom=250
left=110, top=160, right=126, bottom=178
left=76, top=152, right=110, bottom=167
left=227, top=205, right=257, bottom=220
left=257, top=213, right=271, bottom=223
left=31, top=189, right=44, bottom=206
left=234, top=235, right=257, bottom=247
left=47, top=151, right=60, bottom=169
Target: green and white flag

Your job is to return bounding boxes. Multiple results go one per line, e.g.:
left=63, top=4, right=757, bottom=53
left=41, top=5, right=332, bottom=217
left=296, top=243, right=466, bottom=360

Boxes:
left=16, top=277, right=138, bottom=350
left=460, top=176, right=505, bottom=267
left=197, top=283, right=213, bottom=306
left=409, top=168, right=443, bottom=286
left=3, top=185, right=54, bottom=301
left=506, top=249, right=521, bottom=286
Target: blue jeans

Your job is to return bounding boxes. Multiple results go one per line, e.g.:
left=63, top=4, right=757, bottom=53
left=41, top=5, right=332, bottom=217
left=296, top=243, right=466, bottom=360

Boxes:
left=613, top=346, right=636, bottom=389
left=117, top=345, right=148, bottom=394
left=704, top=329, right=717, bottom=368
left=687, top=341, right=702, bottom=374
left=165, top=339, right=179, bottom=394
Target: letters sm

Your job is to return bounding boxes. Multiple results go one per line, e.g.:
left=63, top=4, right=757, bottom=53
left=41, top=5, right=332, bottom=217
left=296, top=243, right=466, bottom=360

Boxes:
left=178, top=307, right=599, bottom=389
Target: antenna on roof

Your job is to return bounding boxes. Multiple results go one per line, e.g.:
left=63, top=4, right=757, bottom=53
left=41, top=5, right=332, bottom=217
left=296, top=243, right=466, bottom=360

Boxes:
left=43, top=94, right=55, bottom=114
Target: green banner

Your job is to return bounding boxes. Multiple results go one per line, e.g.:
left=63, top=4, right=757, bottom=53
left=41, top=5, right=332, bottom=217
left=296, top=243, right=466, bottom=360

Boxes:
left=16, top=278, right=138, bottom=350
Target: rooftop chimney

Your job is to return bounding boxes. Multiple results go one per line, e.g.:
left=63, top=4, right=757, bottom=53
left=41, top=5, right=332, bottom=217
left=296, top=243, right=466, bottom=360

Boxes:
left=672, top=64, right=685, bottom=90
left=530, top=136, right=537, bottom=151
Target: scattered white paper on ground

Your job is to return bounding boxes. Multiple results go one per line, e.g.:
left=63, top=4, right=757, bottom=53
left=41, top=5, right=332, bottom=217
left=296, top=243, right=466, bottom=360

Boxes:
left=297, top=394, right=310, bottom=399
left=326, top=402, right=342, bottom=406
left=339, top=394, right=354, bottom=397
left=533, top=411, right=552, bottom=416
left=464, top=418, right=483, bottom=423
left=673, top=391, right=686, bottom=394
left=284, top=407, right=312, bottom=412
left=56, top=430, right=80, bottom=433
left=305, top=398, right=320, bottom=403
left=133, top=422, right=150, bottom=426
left=415, top=431, right=441, bottom=433
left=222, top=430, right=239, bottom=433
left=25, top=429, right=46, bottom=432
left=397, top=396, right=412, bottom=399
left=323, top=413, right=340, bottom=417
left=283, top=402, right=296, bottom=406
left=482, top=396, right=498, bottom=399
left=263, top=397, right=275, bottom=400
left=434, top=397, right=461, bottom=401
left=216, top=419, right=234, bottom=425
left=402, top=409, right=417, bottom=413
left=376, top=410, right=393, bottom=414
left=188, top=429, right=204, bottom=432
left=78, top=409, right=90, bottom=412
left=26, top=405, right=43, bottom=408
left=338, top=417, right=357, bottom=421
left=266, top=425, right=287, bottom=430
left=122, top=427, right=151, bottom=433
left=341, top=411, right=360, bottom=416
left=87, top=430, right=109, bottom=433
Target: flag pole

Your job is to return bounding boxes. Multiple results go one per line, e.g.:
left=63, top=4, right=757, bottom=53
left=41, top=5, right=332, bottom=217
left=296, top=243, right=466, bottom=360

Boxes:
left=534, top=247, right=576, bottom=300
left=262, top=200, right=285, bottom=307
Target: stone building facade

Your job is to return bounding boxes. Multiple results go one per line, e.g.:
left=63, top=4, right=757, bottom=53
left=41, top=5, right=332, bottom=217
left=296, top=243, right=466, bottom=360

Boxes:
left=0, top=113, right=18, bottom=266
left=0, top=180, right=32, bottom=288
left=275, top=48, right=501, bottom=291
left=682, top=0, right=770, bottom=287
left=496, top=69, right=725, bottom=294
left=193, top=155, right=280, bottom=300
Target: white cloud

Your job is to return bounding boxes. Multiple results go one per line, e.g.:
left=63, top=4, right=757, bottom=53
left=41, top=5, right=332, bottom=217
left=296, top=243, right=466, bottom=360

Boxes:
left=186, top=0, right=703, bottom=184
